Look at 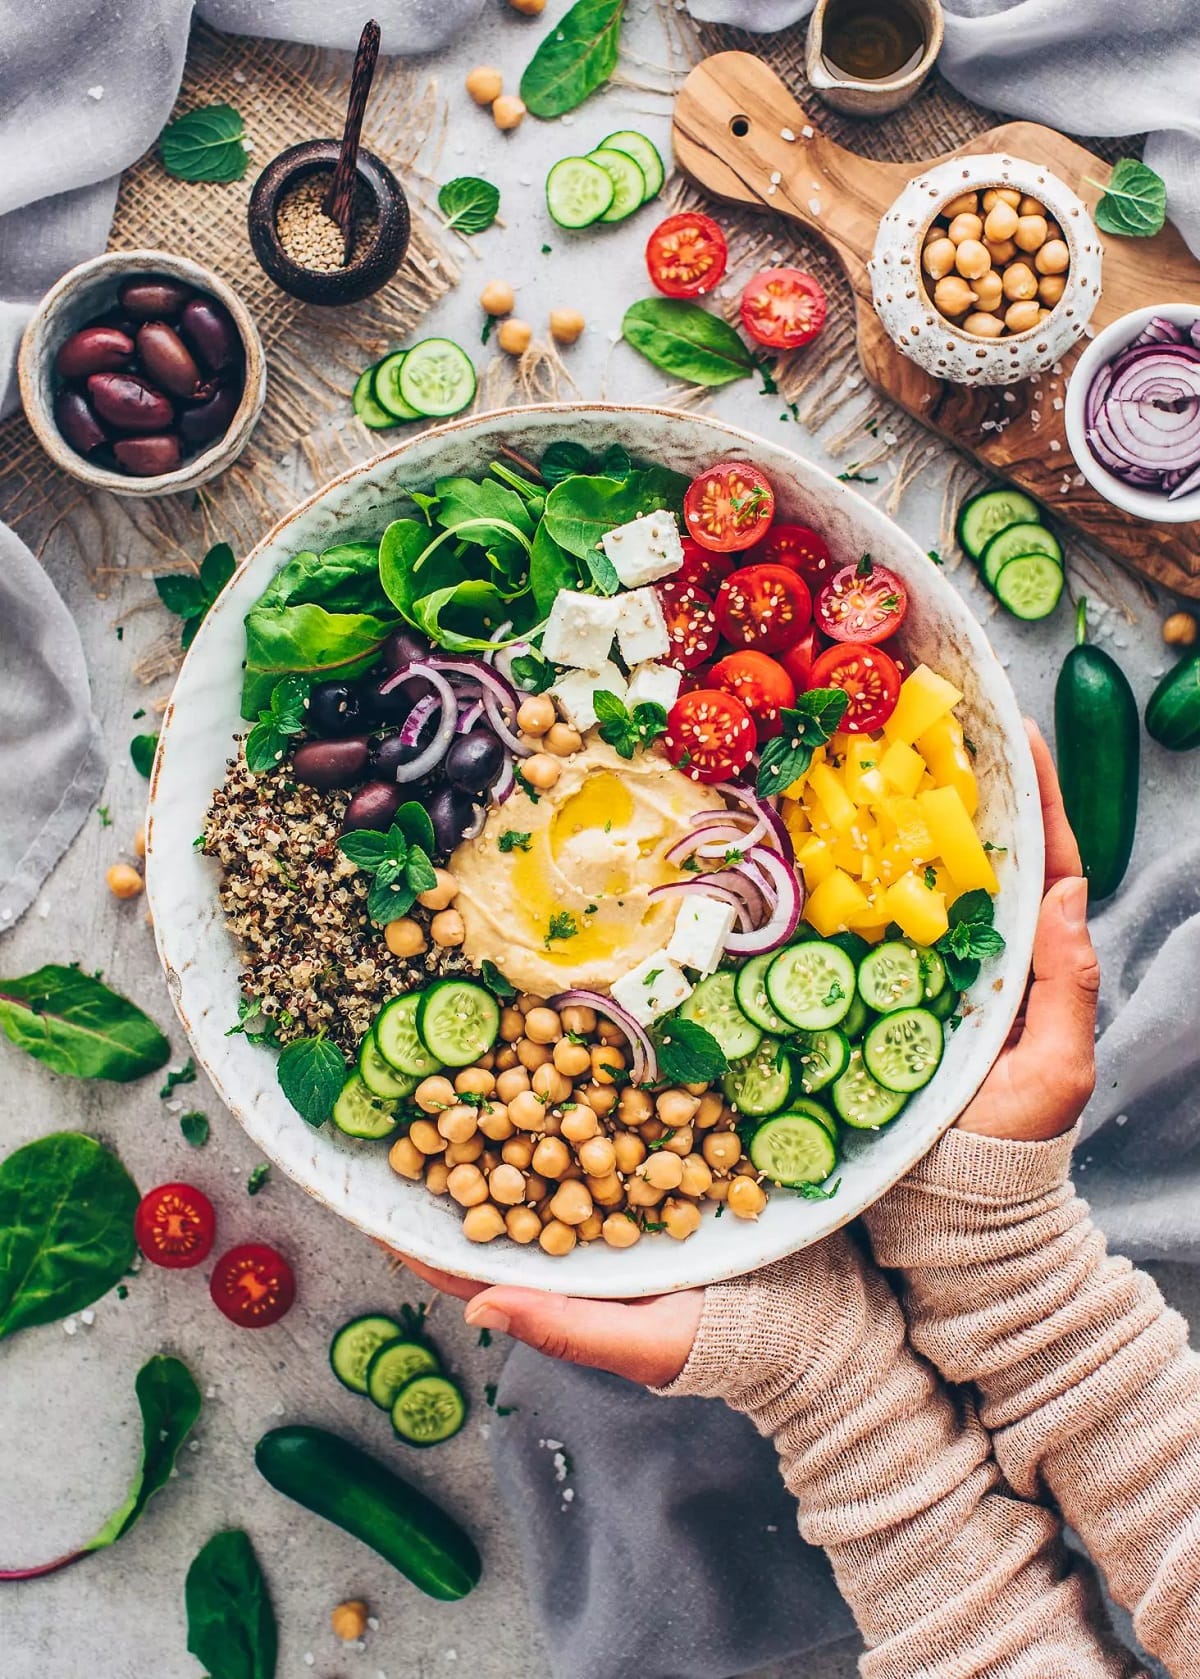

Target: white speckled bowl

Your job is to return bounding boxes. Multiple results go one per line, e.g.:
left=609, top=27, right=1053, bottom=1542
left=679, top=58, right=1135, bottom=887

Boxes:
left=147, top=404, right=1043, bottom=1298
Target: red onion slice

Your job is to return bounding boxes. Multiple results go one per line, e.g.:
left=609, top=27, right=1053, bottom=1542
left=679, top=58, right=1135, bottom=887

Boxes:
left=397, top=692, right=438, bottom=748
left=426, top=653, right=532, bottom=759
left=648, top=877, right=754, bottom=929
left=492, top=757, right=516, bottom=803
left=549, top=989, right=656, bottom=1084
left=1085, top=321, right=1200, bottom=493
left=387, top=666, right=458, bottom=783
left=724, top=848, right=803, bottom=954
left=456, top=698, right=484, bottom=734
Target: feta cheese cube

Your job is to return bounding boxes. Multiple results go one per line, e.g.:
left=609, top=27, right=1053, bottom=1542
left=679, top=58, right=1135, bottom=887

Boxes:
left=667, top=893, right=737, bottom=975
left=600, top=510, right=684, bottom=589
left=551, top=661, right=627, bottom=732
left=540, top=590, right=619, bottom=673
left=614, top=587, right=670, bottom=666
left=610, top=954, right=693, bottom=1026
left=625, top=661, right=682, bottom=714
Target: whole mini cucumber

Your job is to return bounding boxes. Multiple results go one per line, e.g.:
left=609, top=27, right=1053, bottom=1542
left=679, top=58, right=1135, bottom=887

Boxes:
left=1145, top=651, right=1200, bottom=752
left=1054, top=598, right=1139, bottom=902
left=255, top=1425, right=481, bottom=1600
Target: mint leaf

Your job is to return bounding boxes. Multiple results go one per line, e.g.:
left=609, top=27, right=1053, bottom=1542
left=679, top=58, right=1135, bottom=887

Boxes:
left=276, top=1037, right=345, bottom=1128
left=479, top=960, right=517, bottom=1001
left=651, top=1017, right=728, bottom=1083
left=934, top=888, right=1005, bottom=991
left=160, top=105, right=248, bottom=184
left=756, top=687, right=850, bottom=797
left=511, top=652, right=555, bottom=693
left=405, top=845, right=438, bottom=895
left=392, top=802, right=437, bottom=856
left=337, top=830, right=391, bottom=869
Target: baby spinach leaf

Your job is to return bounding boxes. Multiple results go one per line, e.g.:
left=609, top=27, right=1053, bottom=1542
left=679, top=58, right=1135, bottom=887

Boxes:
left=529, top=523, right=582, bottom=615
left=186, top=1529, right=278, bottom=1679
left=622, top=298, right=755, bottom=386
left=520, top=0, right=625, bottom=117
left=130, top=733, right=159, bottom=778
left=437, top=176, right=500, bottom=235
left=542, top=469, right=689, bottom=572
left=256, top=543, right=384, bottom=616
left=411, top=578, right=533, bottom=652
left=378, top=518, right=456, bottom=618
left=0, top=1132, right=139, bottom=1339
left=433, top=477, right=534, bottom=579
left=0, top=965, right=170, bottom=1081
left=276, top=1037, right=346, bottom=1128
left=241, top=603, right=397, bottom=719
left=541, top=441, right=596, bottom=486
left=160, top=104, right=249, bottom=184
left=1088, top=158, right=1167, bottom=238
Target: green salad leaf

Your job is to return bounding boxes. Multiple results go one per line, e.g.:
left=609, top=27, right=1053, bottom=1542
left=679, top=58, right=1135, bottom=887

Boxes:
left=156, top=542, right=236, bottom=648
left=160, top=104, right=249, bottom=183
left=276, top=1037, right=346, bottom=1128
left=528, top=523, right=582, bottom=615
left=130, top=732, right=159, bottom=778
left=180, top=1110, right=210, bottom=1148
left=542, top=467, right=689, bottom=584
left=186, top=1529, right=278, bottom=1679
left=437, top=176, right=501, bottom=235
left=622, top=298, right=756, bottom=387
left=1088, top=158, right=1167, bottom=238
left=520, top=0, right=625, bottom=117
left=539, top=440, right=633, bottom=487
left=0, top=964, right=170, bottom=1081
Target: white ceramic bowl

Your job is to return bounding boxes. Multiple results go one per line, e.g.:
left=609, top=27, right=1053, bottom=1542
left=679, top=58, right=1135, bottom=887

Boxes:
left=146, top=404, right=1043, bottom=1299
left=1065, top=302, right=1200, bottom=524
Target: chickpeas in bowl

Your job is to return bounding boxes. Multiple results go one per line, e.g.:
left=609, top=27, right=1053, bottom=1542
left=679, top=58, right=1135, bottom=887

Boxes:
left=921, top=187, right=1071, bottom=340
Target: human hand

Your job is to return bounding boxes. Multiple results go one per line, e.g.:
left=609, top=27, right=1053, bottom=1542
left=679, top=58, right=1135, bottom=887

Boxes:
left=955, top=720, right=1100, bottom=1143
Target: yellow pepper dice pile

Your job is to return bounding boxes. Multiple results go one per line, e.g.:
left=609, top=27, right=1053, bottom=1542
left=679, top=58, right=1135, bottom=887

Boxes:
left=780, top=665, right=998, bottom=948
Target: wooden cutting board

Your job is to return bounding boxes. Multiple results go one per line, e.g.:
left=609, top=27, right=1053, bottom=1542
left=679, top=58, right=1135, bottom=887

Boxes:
left=673, top=52, right=1200, bottom=598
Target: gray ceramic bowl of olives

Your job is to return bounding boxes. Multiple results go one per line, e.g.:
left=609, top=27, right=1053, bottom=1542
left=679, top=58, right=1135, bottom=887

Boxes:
left=18, top=249, right=267, bottom=497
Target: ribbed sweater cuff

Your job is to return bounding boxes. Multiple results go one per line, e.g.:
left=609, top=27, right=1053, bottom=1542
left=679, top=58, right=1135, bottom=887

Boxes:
left=904, top=1122, right=1080, bottom=1205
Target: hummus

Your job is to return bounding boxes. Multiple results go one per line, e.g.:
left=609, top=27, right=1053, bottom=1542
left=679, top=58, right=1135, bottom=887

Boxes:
left=450, top=740, right=725, bottom=997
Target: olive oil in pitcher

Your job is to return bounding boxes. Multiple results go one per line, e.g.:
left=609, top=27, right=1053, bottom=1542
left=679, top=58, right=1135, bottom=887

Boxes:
left=821, top=0, right=928, bottom=81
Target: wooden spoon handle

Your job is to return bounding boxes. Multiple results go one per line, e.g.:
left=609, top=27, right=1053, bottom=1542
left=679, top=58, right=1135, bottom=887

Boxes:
left=325, top=18, right=382, bottom=258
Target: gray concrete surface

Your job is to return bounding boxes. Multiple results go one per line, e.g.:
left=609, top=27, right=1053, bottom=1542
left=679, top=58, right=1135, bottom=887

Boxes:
left=3, top=5, right=1199, bottom=1677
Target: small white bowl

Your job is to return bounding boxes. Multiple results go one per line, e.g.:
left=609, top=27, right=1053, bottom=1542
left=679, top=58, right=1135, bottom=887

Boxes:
left=1065, top=302, right=1200, bottom=524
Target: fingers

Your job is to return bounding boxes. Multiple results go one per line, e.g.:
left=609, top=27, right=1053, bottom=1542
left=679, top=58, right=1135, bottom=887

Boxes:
left=1025, top=719, right=1082, bottom=887
left=464, top=1286, right=703, bottom=1388
left=1016, top=873, right=1100, bottom=1131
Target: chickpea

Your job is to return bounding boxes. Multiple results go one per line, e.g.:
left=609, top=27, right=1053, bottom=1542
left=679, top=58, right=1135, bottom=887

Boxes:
left=1035, top=239, right=1070, bottom=276
left=480, top=1148, right=501, bottom=1175
left=466, top=65, right=503, bottom=104
left=679, top=1153, right=714, bottom=1198
left=983, top=200, right=1019, bottom=243
left=1019, top=194, right=1046, bottom=217
left=384, top=916, right=426, bottom=958
left=1004, top=300, right=1041, bottom=334
left=706, top=1175, right=730, bottom=1202
left=532, top=1135, right=570, bottom=1178
left=437, top=1104, right=480, bottom=1144
left=417, top=868, right=458, bottom=911
left=415, top=1074, right=455, bottom=1112
left=727, top=1175, right=768, bottom=1219
left=523, top=1006, right=562, bottom=1045
left=576, top=1210, right=605, bottom=1242
left=496, top=1066, right=531, bottom=1104
left=409, top=1118, right=446, bottom=1155
left=703, top=1130, right=742, bottom=1172
left=561, top=1103, right=601, bottom=1143
left=983, top=237, right=1016, bottom=266
left=1164, top=611, right=1198, bottom=647
left=480, top=279, right=516, bottom=316
left=582, top=1082, right=618, bottom=1116
left=954, top=240, right=991, bottom=281
left=661, top=1198, right=702, bottom=1241
left=532, top=1063, right=570, bottom=1105
left=693, top=1091, right=724, bottom=1130
left=596, top=1018, right=627, bottom=1047
left=517, top=1037, right=553, bottom=1072
left=1002, top=261, right=1038, bottom=302
left=332, top=1601, right=369, bottom=1643
left=922, top=236, right=957, bottom=281
left=963, top=311, right=1005, bottom=339
left=972, top=269, right=1004, bottom=312
left=498, top=319, right=534, bottom=358
left=539, top=1218, right=577, bottom=1256
left=613, top=1131, right=647, bottom=1174
left=446, top=1136, right=485, bottom=1166
left=478, top=1101, right=514, bottom=1142
left=430, top=909, right=465, bottom=948
left=553, top=1037, right=591, bottom=1078
left=506, top=1204, right=542, bottom=1244
left=547, top=1179, right=592, bottom=1226
left=388, top=1135, right=425, bottom=1179
left=618, top=1085, right=654, bottom=1126
left=1046, top=219, right=1063, bottom=240
left=591, top=1044, right=625, bottom=1084
left=106, top=863, right=143, bottom=900
left=488, top=1163, right=528, bottom=1206
left=947, top=212, right=983, bottom=245
left=1037, top=273, right=1066, bottom=307
left=545, top=722, right=584, bottom=756
left=492, top=94, right=527, bottom=132
left=452, top=1067, right=492, bottom=1100
left=656, top=1088, right=700, bottom=1127
left=549, top=308, right=586, bottom=345
left=517, top=693, right=555, bottom=736
left=602, top=1212, right=641, bottom=1248
left=445, top=1163, right=487, bottom=1208
left=1014, top=214, right=1048, bottom=253
left=587, top=1171, right=626, bottom=1208
left=499, top=1007, right=524, bottom=1044
left=626, top=1176, right=665, bottom=1209
left=509, top=0, right=547, bottom=14
left=494, top=1044, right=519, bottom=1071
left=521, top=752, right=562, bottom=791
left=576, top=1135, right=616, bottom=1177
left=560, top=1004, right=597, bottom=1036
left=506, top=1089, right=546, bottom=1132
left=525, top=1173, right=550, bottom=1203
left=640, top=1116, right=665, bottom=1145
left=463, top=1204, right=507, bottom=1243
left=983, top=186, right=1022, bottom=211
left=130, top=824, right=147, bottom=861
left=502, top=1135, right=536, bottom=1169
left=662, top=1125, right=694, bottom=1158
left=941, top=191, right=978, bottom=218
left=642, top=1151, right=684, bottom=1191
left=425, top=1160, right=451, bottom=1196
left=933, top=275, right=977, bottom=317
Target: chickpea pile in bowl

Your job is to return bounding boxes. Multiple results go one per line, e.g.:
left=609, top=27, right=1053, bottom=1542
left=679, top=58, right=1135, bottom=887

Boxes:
left=387, top=996, right=767, bottom=1256
left=923, top=187, right=1070, bottom=340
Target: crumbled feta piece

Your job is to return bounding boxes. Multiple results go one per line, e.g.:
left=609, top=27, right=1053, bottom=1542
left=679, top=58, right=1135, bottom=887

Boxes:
left=610, top=954, right=692, bottom=1025
left=600, top=510, right=684, bottom=589
left=614, top=586, right=669, bottom=665
left=540, top=590, right=619, bottom=672
left=625, top=661, right=681, bottom=713
left=551, top=661, right=627, bottom=732
left=667, top=893, right=737, bottom=974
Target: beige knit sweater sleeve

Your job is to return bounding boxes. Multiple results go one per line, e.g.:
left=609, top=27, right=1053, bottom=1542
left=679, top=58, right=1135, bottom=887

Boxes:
left=865, top=1127, right=1200, bottom=1677
left=656, top=1225, right=1143, bottom=1679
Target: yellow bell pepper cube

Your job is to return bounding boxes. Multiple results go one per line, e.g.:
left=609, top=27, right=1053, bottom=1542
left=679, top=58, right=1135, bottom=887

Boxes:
left=832, top=830, right=868, bottom=873
left=806, top=868, right=871, bottom=937
left=881, top=796, right=934, bottom=860
left=797, top=834, right=836, bottom=891
left=878, top=738, right=926, bottom=798
left=884, top=871, right=950, bottom=945
left=843, top=737, right=881, bottom=802
left=781, top=797, right=811, bottom=842
left=916, top=714, right=979, bottom=818
left=884, top=665, right=963, bottom=746
left=781, top=743, right=826, bottom=801
left=918, top=785, right=999, bottom=893
left=808, top=761, right=858, bottom=834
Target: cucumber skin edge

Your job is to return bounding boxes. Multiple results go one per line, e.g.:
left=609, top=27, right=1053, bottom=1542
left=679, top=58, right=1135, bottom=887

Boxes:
left=1054, top=644, right=1140, bottom=902
left=1145, top=652, right=1200, bottom=752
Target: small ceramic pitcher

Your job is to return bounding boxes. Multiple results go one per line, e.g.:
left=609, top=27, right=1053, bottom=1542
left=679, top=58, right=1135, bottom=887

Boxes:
left=806, top=0, right=944, bottom=117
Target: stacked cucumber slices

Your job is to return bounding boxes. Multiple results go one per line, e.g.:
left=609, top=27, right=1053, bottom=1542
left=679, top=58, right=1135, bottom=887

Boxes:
left=956, top=486, right=1064, bottom=621
left=330, top=1313, right=467, bottom=1447
left=546, top=130, right=664, bottom=230
left=353, top=338, right=477, bottom=431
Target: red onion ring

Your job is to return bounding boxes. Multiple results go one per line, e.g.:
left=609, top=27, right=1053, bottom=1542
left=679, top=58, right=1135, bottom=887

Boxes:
left=462, top=802, right=487, bottom=841
left=1085, top=321, right=1200, bottom=496
left=397, top=692, right=438, bottom=748
left=549, top=989, right=656, bottom=1085
left=386, top=666, right=457, bottom=783
left=427, top=653, right=531, bottom=759
left=715, top=781, right=795, bottom=863
left=492, top=757, right=516, bottom=803
left=724, top=847, right=803, bottom=954
left=456, top=698, right=484, bottom=734
left=648, top=877, right=754, bottom=930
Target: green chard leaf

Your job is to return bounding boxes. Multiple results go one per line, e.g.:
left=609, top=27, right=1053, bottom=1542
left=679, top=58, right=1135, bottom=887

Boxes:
left=185, top=1529, right=278, bottom=1679
left=160, top=104, right=249, bottom=183
left=651, top=1018, right=728, bottom=1084
left=756, top=687, right=850, bottom=798
left=437, top=176, right=501, bottom=235
left=276, top=1037, right=346, bottom=1128
left=519, top=0, right=625, bottom=118
left=622, top=298, right=756, bottom=387
left=0, top=964, right=170, bottom=1081
left=130, top=733, right=159, bottom=779
left=1088, top=158, right=1167, bottom=238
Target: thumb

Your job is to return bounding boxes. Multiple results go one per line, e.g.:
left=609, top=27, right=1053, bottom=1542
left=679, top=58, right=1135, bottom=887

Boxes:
left=464, top=1286, right=702, bottom=1388
left=1020, top=874, right=1101, bottom=1121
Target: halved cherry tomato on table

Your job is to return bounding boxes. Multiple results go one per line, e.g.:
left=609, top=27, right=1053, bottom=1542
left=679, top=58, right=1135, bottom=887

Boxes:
left=778, top=622, right=825, bottom=692
left=657, top=579, right=720, bottom=671
left=809, top=642, right=901, bottom=734
left=815, top=560, right=908, bottom=644
left=664, top=688, right=757, bottom=783
left=715, top=564, right=812, bottom=655
left=645, top=213, right=729, bottom=299
left=683, top=461, right=775, bottom=553
left=740, top=268, right=827, bottom=350
left=677, top=537, right=734, bottom=596
left=210, top=1241, right=296, bottom=1329
left=134, top=1182, right=216, bottom=1270
left=709, top=650, right=796, bottom=740
left=751, top=523, right=835, bottom=589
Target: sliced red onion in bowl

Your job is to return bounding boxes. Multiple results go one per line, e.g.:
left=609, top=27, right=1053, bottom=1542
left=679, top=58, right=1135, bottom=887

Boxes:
left=426, top=653, right=531, bottom=759
left=549, top=989, right=656, bottom=1085
left=715, top=781, right=795, bottom=863
left=386, top=665, right=457, bottom=783
left=1084, top=317, right=1200, bottom=497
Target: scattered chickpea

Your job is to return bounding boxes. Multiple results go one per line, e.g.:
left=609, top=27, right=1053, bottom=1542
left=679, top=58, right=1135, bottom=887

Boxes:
left=106, top=862, right=143, bottom=900
left=510, top=1089, right=549, bottom=1131
left=385, top=917, right=427, bottom=957
left=133, top=826, right=147, bottom=859
left=417, top=868, right=458, bottom=911
left=1035, top=238, right=1070, bottom=275
left=613, top=1130, right=647, bottom=1175
left=496, top=1065, right=531, bottom=1102
left=933, top=275, right=977, bottom=317
left=544, top=722, right=584, bottom=756
left=662, top=1198, right=702, bottom=1241
left=549, top=308, right=586, bottom=345
left=489, top=1163, right=528, bottom=1206
left=430, top=909, right=465, bottom=948
left=679, top=1154, right=714, bottom=1197
left=591, top=1044, right=625, bottom=1084
left=539, top=1218, right=577, bottom=1256
left=521, top=751, right=562, bottom=790
left=509, top=0, right=547, bottom=12
left=416, top=1074, right=456, bottom=1112
left=1163, top=611, right=1198, bottom=648
left=388, top=1136, right=425, bottom=1180
left=506, top=1205, right=542, bottom=1244
left=331, top=1601, right=369, bottom=1643
left=497, top=317, right=533, bottom=356
left=516, top=1036, right=553, bottom=1071
left=947, top=212, right=983, bottom=245
left=465, top=66, right=503, bottom=105
left=642, top=1151, right=684, bottom=1191
left=463, top=1203, right=507, bottom=1242
left=492, top=94, right=527, bottom=131
left=425, top=1160, right=451, bottom=1196
left=517, top=693, right=555, bottom=735
left=480, top=279, right=516, bottom=316
left=446, top=1135, right=484, bottom=1166
left=727, top=1175, right=768, bottom=1219
left=524, top=1005, right=563, bottom=1045
left=409, top=1118, right=447, bottom=1155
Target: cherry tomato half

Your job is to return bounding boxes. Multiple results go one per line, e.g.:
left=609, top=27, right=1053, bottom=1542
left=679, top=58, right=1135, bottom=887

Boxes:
left=210, top=1242, right=296, bottom=1329
left=645, top=213, right=729, bottom=299
left=658, top=579, right=720, bottom=671
left=740, top=268, right=828, bottom=350
left=684, top=461, right=776, bottom=553
left=715, top=563, right=812, bottom=655
left=778, top=622, right=825, bottom=692
left=815, top=560, right=908, bottom=645
left=677, top=537, right=734, bottom=597
left=751, top=523, right=835, bottom=589
left=709, top=650, right=796, bottom=740
left=808, top=642, right=901, bottom=734
left=134, top=1182, right=216, bottom=1270
left=664, top=688, right=757, bottom=783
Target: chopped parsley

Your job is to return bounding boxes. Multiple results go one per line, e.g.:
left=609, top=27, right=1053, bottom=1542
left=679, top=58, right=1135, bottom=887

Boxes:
left=924, top=866, right=938, bottom=889
left=498, top=830, right=532, bottom=853
left=97, top=805, right=112, bottom=828
left=821, top=981, right=845, bottom=1008
left=545, top=911, right=579, bottom=946
left=514, top=766, right=541, bottom=803
left=160, top=1058, right=197, bottom=1099
left=247, top=1162, right=271, bottom=1196
left=643, top=968, right=663, bottom=986
left=838, top=465, right=879, bottom=484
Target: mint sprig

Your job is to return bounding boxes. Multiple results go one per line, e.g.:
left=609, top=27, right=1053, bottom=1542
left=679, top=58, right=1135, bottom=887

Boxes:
left=594, top=690, right=668, bottom=760
left=935, top=889, right=1006, bottom=991
left=244, top=675, right=310, bottom=774
left=337, top=803, right=439, bottom=925
left=756, top=687, right=850, bottom=798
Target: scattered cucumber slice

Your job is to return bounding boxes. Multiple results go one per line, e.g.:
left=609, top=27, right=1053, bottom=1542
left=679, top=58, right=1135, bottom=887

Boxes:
left=359, top=1031, right=420, bottom=1100
left=367, top=1339, right=441, bottom=1411
left=375, top=994, right=442, bottom=1078
left=956, top=486, right=1042, bottom=559
left=391, top=1373, right=467, bottom=1447
left=587, top=147, right=647, bottom=223
left=416, top=980, right=501, bottom=1068
left=546, top=156, right=615, bottom=229
left=831, top=1048, right=907, bottom=1130
left=722, top=1035, right=792, bottom=1118
left=332, top=1074, right=401, bottom=1140
left=992, top=553, right=1064, bottom=621
left=397, top=338, right=477, bottom=418
left=678, top=971, right=762, bottom=1060
left=372, top=351, right=422, bottom=422
left=734, top=952, right=792, bottom=1034
left=352, top=365, right=395, bottom=430
left=330, top=1314, right=405, bottom=1394
left=794, top=1027, right=851, bottom=1095
left=765, top=942, right=856, bottom=1031
left=980, top=521, right=1062, bottom=591
left=862, top=1007, right=944, bottom=1094
left=857, top=941, right=924, bottom=1015
left=749, top=1106, right=838, bottom=1187
left=598, top=130, right=665, bottom=200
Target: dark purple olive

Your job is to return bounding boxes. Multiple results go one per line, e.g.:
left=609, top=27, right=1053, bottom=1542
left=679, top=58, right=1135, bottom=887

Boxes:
left=307, top=680, right=365, bottom=737
left=55, top=326, right=134, bottom=380
left=113, top=434, right=183, bottom=476
left=428, top=785, right=478, bottom=854
left=93, top=309, right=139, bottom=337
left=180, top=297, right=241, bottom=374
left=343, top=781, right=404, bottom=833
left=136, top=322, right=202, bottom=398
left=55, top=389, right=108, bottom=455
left=292, top=737, right=369, bottom=789
left=118, top=277, right=194, bottom=320
left=179, top=381, right=240, bottom=447
left=369, top=731, right=422, bottom=777
left=87, top=372, right=174, bottom=433
left=362, top=672, right=423, bottom=727
left=382, top=627, right=432, bottom=671
left=445, top=729, right=505, bottom=795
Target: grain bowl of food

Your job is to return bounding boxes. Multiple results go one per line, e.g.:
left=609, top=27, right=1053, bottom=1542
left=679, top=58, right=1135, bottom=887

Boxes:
left=147, top=404, right=1042, bottom=1298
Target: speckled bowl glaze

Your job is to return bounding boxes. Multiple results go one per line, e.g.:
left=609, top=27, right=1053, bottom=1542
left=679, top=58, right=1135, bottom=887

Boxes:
left=146, top=404, right=1043, bottom=1299
left=870, top=155, right=1103, bottom=386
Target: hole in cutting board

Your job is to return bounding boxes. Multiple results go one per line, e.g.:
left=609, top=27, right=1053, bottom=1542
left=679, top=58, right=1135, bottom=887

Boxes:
left=730, top=115, right=751, bottom=137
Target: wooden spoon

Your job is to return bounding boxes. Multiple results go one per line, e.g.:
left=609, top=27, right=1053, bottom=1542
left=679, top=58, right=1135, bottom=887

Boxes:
left=324, top=19, right=382, bottom=262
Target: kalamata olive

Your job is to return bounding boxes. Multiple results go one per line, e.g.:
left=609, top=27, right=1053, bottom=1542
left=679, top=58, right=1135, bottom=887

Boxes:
left=113, top=434, right=183, bottom=476
left=180, top=298, right=241, bottom=374
left=292, top=737, right=369, bottom=789
left=55, top=389, right=108, bottom=455
left=382, top=627, right=432, bottom=671
left=55, top=326, right=134, bottom=380
left=87, top=372, right=174, bottom=433
left=178, top=381, right=240, bottom=447
left=136, top=322, right=201, bottom=398
left=307, top=680, right=365, bottom=737
left=343, top=781, right=404, bottom=833
left=118, top=277, right=194, bottom=320
left=445, top=729, right=505, bottom=795
left=362, top=672, right=421, bottom=727
left=428, top=785, right=479, bottom=854
left=369, top=731, right=422, bottom=777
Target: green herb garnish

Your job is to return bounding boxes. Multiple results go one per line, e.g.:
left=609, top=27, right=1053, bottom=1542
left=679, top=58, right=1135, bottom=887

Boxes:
left=756, top=687, right=850, bottom=798
left=593, top=690, right=668, bottom=760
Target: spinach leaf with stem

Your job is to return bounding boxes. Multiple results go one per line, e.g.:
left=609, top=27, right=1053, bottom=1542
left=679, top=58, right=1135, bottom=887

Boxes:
left=0, top=964, right=169, bottom=1081
left=542, top=468, right=690, bottom=576
left=519, top=0, right=625, bottom=118
left=1085, top=158, right=1167, bottom=238
left=436, top=176, right=500, bottom=235
left=622, top=298, right=755, bottom=386
left=186, top=1529, right=278, bottom=1679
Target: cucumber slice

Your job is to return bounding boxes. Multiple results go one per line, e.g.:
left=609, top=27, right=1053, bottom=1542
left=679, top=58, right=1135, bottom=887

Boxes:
left=831, top=1048, right=907, bottom=1130
left=911, top=946, right=948, bottom=1003
left=794, top=1027, right=851, bottom=1095
left=857, top=940, right=924, bottom=1014
left=330, top=1313, right=404, bottom=1394
left=749, top=1106, right=838, bottom=1187
left=734, top=953, right=792, bottom=1033
left=332, top=1074, right=401, bottom=1140
left=416, top=980, right=501, bottom=1068
left=397, top=338, right=476, bottom=419
left=359, top=1031, right=420, bottom=1100
left=375, top=994, right=442, bottom=1078
left=372, top=351, right=422, bottom=422
left=391, top=1373, right=466, bottom=1447
left=956, top=486, right=1042, bottom=560
left=826, top=931, right=871, bottom=966
left=678, top=971, right=762, bottom=1060
left=980, top=521, right=1062, bottom=591
left=366, top=1338, right=441, bottom=1411
left=863, top=1007, right=944, bottom=1094
left=587, top=147, right=647, bottom=223
left=926, top=984, right=960, bottom=1023
left=765, top=942, right=856, bottom=1031
left=722, top=1035, right=792, bottom=1118
left=839, top=991, right=875, bottom=1043
left=993, top=553, right=1064, bottom=621
left=545, top=156, right=614, bottom=229
left=599, top=130, right=665, bottom=201
left=352, top=365, right=395, bottom=430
